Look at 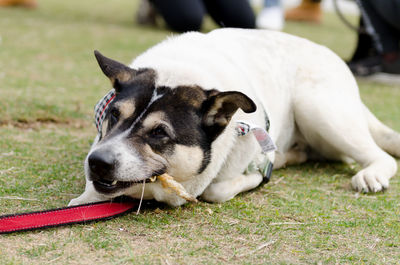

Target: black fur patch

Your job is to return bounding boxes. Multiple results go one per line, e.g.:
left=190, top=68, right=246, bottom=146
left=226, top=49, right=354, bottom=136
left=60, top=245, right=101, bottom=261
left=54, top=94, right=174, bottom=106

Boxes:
left=103, top=68, right=157, bottom=138
left=142, top=85, right=212, bottom=173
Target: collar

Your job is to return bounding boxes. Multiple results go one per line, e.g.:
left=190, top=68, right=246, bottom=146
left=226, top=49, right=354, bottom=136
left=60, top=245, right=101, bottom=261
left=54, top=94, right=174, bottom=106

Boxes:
left=94, top=89, right=116, bottom=139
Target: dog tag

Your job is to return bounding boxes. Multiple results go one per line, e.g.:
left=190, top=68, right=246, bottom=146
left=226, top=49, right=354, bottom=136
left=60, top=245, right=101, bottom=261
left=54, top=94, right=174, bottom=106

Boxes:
left=245, top=157, right=274, bottom=183
left=252, top=127, right=276, bottom=153
left=236, top=121, right=277, bottom=154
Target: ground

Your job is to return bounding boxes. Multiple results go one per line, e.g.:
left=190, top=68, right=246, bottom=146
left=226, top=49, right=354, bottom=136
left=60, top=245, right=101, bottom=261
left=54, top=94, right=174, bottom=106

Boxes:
left=0, top=0, right=400, bottom=264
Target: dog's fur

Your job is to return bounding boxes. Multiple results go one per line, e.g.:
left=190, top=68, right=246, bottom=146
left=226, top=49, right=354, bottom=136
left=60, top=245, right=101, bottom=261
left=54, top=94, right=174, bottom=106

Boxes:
left=69, top=29, right=400, bottom=207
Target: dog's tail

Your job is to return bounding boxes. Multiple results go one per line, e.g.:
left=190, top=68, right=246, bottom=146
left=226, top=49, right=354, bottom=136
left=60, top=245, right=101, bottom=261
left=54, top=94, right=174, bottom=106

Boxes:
left=364, top=104, right=400, bottom=157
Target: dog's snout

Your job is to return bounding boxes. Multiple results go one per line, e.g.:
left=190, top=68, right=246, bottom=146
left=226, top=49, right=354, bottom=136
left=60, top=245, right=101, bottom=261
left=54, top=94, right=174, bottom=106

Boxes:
left=88, top=150, right=116, bottom=181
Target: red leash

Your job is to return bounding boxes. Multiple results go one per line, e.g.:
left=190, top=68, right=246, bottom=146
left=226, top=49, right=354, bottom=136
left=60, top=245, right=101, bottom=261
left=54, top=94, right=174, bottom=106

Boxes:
left=0, top=198, right=137, bottom=234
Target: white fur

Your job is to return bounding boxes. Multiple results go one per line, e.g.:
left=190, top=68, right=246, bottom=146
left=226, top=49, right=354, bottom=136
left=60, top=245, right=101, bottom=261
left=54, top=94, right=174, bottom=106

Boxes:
left=69, top=29, right=399, bottom=207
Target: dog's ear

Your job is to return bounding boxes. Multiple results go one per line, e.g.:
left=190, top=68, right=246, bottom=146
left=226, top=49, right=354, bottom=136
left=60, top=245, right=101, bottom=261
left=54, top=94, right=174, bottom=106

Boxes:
left=202, top=91, right=256, bottom=140
left=94, top=50, right=136, bottom=91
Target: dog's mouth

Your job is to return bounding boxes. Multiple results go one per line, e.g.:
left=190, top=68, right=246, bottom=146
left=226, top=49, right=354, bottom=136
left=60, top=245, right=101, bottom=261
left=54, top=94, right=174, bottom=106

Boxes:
left=93, top=176, right=157, bottom=194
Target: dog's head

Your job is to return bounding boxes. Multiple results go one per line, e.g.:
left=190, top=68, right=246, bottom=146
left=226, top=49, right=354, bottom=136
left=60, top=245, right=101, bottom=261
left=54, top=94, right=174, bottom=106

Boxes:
left=87, top=51, right=256, bottom=195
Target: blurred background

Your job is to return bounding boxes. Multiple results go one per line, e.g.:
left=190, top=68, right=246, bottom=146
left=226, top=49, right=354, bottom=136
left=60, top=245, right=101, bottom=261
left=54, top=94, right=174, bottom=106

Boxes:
left=0, top=0, right=364, bottom=123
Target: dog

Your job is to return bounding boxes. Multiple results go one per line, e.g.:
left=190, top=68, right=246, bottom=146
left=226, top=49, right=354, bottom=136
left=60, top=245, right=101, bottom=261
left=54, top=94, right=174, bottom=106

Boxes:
left=69, top=28, right=400, bottom=207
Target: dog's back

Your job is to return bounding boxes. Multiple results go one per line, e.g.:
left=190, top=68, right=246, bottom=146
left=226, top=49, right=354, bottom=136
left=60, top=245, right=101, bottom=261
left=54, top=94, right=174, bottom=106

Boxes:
left=130, top=28, right=359, bottom=150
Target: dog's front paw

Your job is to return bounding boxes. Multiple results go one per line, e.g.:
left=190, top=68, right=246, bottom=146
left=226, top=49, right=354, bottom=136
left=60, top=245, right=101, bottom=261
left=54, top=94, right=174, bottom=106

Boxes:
left=68, top=197, right=82, bottom=206
left=351, top=170, right=389, bottom=193
left=68, top=196, right=106, bottom=206
left=68, top=192, right=107, bottom=206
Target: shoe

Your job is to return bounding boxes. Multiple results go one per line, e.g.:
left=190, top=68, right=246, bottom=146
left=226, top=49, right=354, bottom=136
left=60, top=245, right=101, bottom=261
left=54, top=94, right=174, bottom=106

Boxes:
left=0, top=0, right=37, bottom=8
left=285, top=0, right=321, bottom=23
left=256, top=6, right=284, bottom=31
left=348, top=56, right=382, bottom=77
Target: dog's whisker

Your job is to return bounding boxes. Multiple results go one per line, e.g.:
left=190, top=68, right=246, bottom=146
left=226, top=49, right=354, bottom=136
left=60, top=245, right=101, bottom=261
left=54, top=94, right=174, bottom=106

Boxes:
left=136, top=179, right=146, bottom=215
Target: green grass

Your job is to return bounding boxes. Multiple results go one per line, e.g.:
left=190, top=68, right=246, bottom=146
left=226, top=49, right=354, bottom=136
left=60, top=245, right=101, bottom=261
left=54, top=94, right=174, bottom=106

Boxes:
left=1, top=1, right=400, bottom=264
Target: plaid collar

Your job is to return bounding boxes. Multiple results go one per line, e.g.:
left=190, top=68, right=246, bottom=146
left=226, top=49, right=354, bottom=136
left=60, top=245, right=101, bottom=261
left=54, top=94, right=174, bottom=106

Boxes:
left=94, top=89, right=116, bottom=138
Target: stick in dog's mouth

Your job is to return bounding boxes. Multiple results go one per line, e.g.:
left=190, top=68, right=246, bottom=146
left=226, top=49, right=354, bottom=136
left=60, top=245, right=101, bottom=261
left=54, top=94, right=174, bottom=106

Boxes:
left=94, top=174, right=197, bottom=203
left=157, top=174, right=198, bottom=202
left=93, top=177, right=153, bottom=192
left=137, top=173, right=197, bottom=215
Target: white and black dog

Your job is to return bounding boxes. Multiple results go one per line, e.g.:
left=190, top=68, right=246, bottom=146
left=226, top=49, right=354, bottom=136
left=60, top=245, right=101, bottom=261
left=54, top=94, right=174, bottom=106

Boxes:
left=69, top=29, right=400, bottom=207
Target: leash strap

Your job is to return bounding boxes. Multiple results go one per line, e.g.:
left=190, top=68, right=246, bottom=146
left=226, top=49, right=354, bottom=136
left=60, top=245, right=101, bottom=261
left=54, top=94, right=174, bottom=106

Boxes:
left=0, top=199, right=137, bottom=234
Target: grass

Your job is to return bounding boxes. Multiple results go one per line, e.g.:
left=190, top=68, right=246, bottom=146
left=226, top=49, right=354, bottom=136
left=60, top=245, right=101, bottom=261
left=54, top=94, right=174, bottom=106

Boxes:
left=0, top=1, right=400, bottom=264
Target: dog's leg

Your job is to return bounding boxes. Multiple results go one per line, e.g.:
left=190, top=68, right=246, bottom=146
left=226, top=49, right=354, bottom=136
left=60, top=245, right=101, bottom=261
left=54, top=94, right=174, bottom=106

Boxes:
left=317, top=133, right=396, bottom=193
left=201, top=132, right=264, bottom=202
left=201, top=172, right=263, bottom=203
left=364, top=104, right=400, bottom=158
left=348, top=105, right=400, bottom=192
left=68, top=181, right=108, bottom=206
left=351, top=153, right=397, bottom=193
left=274, top=145, right=308, bottom=169
left=294, top=95, right=397, bottom=193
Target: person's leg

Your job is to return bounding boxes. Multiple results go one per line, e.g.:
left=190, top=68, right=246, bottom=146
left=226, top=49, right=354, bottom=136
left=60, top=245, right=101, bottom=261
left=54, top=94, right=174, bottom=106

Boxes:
left=202, top=0, right=255, bottom=29
left=363, top=0, right=400, bottom=74
left=136, top=0, right=157, bottom=26
left=359, top=0, right=400, bottom=54
left=365, top=0, right=400, bottom=33
left=349, top=0, right=400, bottom=75
left=151, top=0, right=206, bottom=32
left=347, top=17, right=383, bottom=76
left=349, top=18, right=377, bottom=62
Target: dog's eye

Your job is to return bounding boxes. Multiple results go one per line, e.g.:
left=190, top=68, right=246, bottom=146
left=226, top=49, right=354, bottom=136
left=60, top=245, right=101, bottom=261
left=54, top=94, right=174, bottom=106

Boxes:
left=150, top=125, right=168, bottom=139
left=109, top=108, right=120, bottom=126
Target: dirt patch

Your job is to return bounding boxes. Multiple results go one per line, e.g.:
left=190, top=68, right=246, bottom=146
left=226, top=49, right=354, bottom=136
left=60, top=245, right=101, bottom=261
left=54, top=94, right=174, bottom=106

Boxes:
left=0, top=118, right=91, bottom=130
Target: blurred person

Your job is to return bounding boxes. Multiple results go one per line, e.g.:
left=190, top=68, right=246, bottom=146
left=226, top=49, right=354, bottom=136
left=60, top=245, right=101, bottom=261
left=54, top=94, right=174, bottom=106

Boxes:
left=285, top=0, right=322, bottom=23
left=136, top=0, right=255, bottom=32
left=0, top=0, right=36, bottom=8
left=348, top=0, right=400, bottom=76
left=136, top=0, right=158, bottom=26
left=256, top=0, right=284, bottom=31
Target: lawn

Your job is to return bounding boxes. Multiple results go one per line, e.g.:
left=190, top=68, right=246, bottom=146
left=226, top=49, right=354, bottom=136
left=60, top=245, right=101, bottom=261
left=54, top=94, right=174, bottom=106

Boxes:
left=0, top=1, right=400, bottom=264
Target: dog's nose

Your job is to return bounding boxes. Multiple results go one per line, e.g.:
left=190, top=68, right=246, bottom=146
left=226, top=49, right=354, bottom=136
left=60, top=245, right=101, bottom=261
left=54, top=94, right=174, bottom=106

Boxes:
left=88, top=150, right=116, bottom=181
